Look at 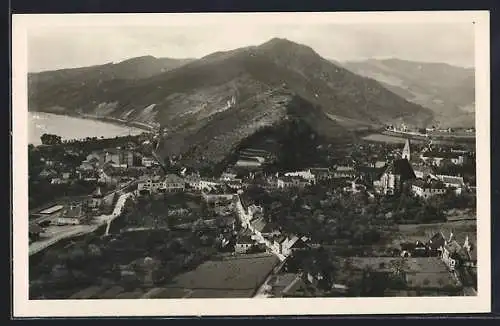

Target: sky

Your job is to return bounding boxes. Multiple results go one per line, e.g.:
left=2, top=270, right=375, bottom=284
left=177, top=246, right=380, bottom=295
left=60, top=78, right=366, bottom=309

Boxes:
left=27, top=22, right=475, bottom=72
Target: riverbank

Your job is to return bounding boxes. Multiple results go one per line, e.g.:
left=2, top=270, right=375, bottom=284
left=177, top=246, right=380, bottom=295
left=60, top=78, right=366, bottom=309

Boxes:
left=29, top=111, right=152, bottom=146
left=76, top=113, right=157, bottom=132
left=29, top=110, right=155, bottom=143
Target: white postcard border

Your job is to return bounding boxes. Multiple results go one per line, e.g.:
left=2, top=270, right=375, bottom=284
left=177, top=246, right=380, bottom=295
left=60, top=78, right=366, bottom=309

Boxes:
left=12, top=11, right=491, bottom=317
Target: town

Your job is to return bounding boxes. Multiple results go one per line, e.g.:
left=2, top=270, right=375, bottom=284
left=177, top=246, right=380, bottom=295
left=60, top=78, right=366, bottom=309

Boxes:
left=28, top=125, right=477, bottom=299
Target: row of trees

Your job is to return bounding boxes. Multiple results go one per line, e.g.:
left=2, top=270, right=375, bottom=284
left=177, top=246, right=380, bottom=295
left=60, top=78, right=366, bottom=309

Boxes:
left=244, top=181, right=461, bottom=250
left=40, top=133, right=62, bottom=145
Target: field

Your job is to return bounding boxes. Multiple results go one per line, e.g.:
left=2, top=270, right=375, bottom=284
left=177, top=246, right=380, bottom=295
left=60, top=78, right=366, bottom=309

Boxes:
left=362, top=133, right=416, bottom=144
left=445, top=208, right=476, bottom=221
left=158, top=253, right=280, bottom=298
left=62, top=252, right=279, bottom=299
left=340, top=256, right=458, bottom=293
left=390, top=220, right=476, bottom=246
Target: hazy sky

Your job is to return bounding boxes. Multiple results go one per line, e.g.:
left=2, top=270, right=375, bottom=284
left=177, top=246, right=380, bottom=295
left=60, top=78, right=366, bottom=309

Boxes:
left=28, top=23, right=475, bottom=72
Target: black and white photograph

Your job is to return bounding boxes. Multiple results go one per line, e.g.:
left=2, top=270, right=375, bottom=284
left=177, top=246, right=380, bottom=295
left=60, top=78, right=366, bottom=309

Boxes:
left=12, top=11, right=490, bottom=316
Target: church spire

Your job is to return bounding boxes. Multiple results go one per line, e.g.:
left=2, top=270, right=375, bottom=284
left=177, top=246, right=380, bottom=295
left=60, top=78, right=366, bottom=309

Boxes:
left=402, top=138, right=411, bottom=161
left=93, top=186, right=103, bottom=198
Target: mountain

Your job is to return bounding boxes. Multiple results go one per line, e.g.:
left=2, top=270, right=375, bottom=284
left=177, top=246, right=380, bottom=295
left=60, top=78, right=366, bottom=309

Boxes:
left=28, top=56, right=195, bottom=99
left=29, top=38, right=434, bottom=167
left=340, top=58, right=475, bottom=128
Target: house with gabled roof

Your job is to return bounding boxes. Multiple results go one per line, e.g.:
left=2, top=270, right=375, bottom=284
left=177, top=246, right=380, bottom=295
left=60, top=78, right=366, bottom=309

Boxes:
left=411, top=178, right=447, bottom=199
left=420, top=150, right=465, bottom=166
left=437, top=230, right=477, bottom=271
left=235, top=229, right=255, bottom=254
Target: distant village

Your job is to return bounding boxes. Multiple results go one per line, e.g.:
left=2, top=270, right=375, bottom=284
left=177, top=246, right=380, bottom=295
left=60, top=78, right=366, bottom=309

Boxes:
left=28, top=127, right=477, bottom=298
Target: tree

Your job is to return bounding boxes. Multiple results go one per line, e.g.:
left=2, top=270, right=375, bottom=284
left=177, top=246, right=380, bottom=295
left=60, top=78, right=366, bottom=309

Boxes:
left=40, top=133, right=62, bottom=145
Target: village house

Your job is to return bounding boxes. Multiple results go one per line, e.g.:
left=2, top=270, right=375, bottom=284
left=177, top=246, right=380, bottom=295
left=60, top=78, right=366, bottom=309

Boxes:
left=225, top=180, right=244, bottom=191
left=289, top=236, right=311, bottom=254
left=400, top=240, right=429, bottom=258
left=280, top=235, right=301, bottom=257
left=425, top=231, right=476, bottom=272
left=260, top=223, right=282, bottom=239
left=53, top=202, right=85, bottom=225
left=439, top=232, right=477, bottom=271
left=249, top=215, right=268, bottom=242
left=220, top=171, right=238, bottom=182
left=277, top=176, right=310, bottom=189
left=50, top=177, right=69, bottom=185
left=427, top=232, right=447, bottom=256
left=141, top=156, right=156, bottom=167
left=198, top=178, right=221, bottom=191
left=270, top=235, right=287, bottom=254
left=247, top=204, right=264, bottom=219
left=185, top=173, right=220, bottom=192
left=412, top=164, right=436, bottom=179
left=234, top=229, right=255, bottom=254
left=420, top=150, right=465, bottom=166
left=411, top=179, right=447, bottom=199
left=137, top=175, right=166, bottom=195
left=284, top=170, right=316, bottom=183
left=98, top=169, right=117, bottom=186
left=436, top=175, right=465, bottom=195
left=331, top=165, right=357, bottom=179
left=104, top=148, right=134, bottom=168
left=164, top=174, right=185, bottom=192
left=38, top=168, right=58, bottom=179
left=86, top=186, right=105, bottom=210
left=78, top=157, right=98, bottom=171
left=310, top=168, right=332, bottom=182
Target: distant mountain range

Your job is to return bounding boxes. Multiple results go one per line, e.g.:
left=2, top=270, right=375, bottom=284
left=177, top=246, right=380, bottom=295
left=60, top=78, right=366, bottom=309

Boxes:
left=29, top=38, right=436, bottom=167
left=339, top=58, right=475, bottom=128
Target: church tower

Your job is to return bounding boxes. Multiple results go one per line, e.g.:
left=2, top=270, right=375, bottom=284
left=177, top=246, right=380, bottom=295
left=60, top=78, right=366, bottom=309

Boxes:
left=402, top=138, right=411, bottom=161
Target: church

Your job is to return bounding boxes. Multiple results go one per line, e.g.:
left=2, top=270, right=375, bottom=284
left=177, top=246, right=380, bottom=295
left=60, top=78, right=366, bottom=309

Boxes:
left=374, top=139, right=416, bottom=195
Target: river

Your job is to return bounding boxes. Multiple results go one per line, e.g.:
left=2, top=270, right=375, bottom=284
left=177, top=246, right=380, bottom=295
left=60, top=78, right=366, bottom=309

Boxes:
left=29, top=112, right=146, bottom=146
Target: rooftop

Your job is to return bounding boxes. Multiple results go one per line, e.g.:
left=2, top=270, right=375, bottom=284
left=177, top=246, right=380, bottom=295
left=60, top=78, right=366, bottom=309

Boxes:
left=422, top=151, right=462, bottom=159
left=64, top=204, right=83, bottom=218
left=251, top=217, right=267, bottom=233
left=412, top=178, right=446, bottom=189
left=236, top=234, right=254, bottom=245
left=39, top=205, right=64, bottom=215
left=334, top=166, right=355, bottom=172
left=310, top=168, right=330, bottom=175
left=438, top=175, right=465, bottom=186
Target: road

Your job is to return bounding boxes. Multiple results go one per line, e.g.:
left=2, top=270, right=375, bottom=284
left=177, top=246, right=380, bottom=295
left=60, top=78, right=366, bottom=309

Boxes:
left=234, top=194, right=286, bottom=261
left=102, top=192, right=133, bottom=235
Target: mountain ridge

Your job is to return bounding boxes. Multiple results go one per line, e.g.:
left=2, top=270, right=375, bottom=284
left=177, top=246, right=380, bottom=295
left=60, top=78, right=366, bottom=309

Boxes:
left=28, top=38, right=435, bottom=167
left=339, top=58, right=475, bottom=128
